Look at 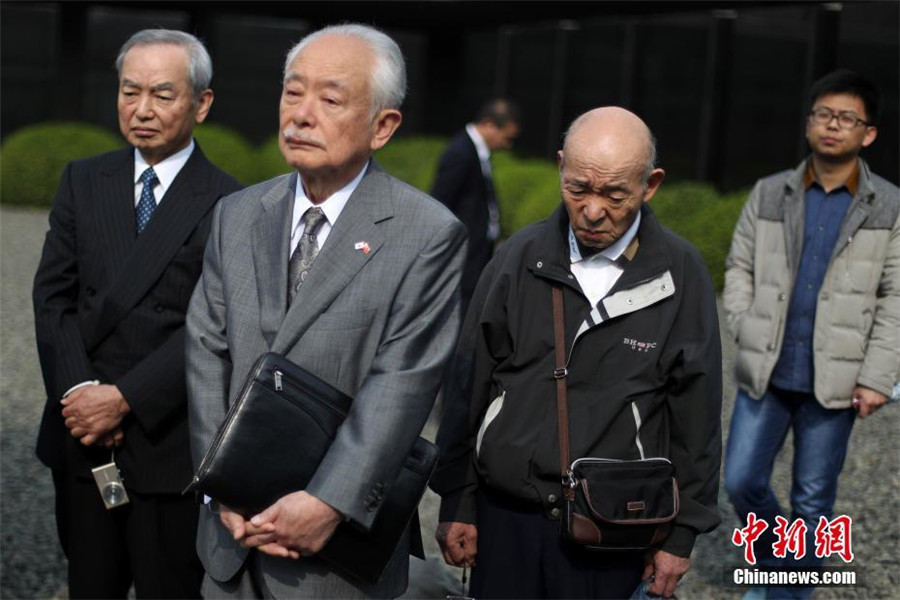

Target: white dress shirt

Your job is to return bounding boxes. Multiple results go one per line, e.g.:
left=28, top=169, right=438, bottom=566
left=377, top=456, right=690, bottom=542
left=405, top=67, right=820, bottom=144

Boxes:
left=133, top=140, right=194, bottom=207
left=569, top=211, right=641, bottom=308
left=466, top=123, right=501, bottom=241
left=465, top=123, right=492, bottom=179
left=289, top=162, right=368, bottom=256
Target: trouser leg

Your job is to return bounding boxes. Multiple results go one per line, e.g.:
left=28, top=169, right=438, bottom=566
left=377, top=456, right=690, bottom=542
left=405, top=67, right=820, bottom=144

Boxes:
left=56, top=469, right=132, bottom=599
left=127, top=490, right=204, bottom=599
left=767, top=394, right=856, bottom=600
left=469, top=490, right=543, bottom=598
left=201, top=552, right=268, bottom=599
left=724, top=387, right=793, bottom=565
left=788, top=396, right=855, bottom=527
left=470, top=489, right=643, bottom=599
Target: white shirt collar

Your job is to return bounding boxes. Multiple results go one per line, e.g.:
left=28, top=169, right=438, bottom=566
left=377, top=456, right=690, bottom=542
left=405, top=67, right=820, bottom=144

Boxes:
left=291, top=161, right=368, bottom=239
left=569, top=210, right=642, bottom=264
left=465, top=123, right=491, bottom=164
left=133, top=139, right=194, bottom=200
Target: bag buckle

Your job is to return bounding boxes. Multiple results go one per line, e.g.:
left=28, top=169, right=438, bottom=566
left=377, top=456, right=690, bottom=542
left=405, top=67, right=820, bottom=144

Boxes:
left=563, top=470, right=577, bottom=489
left=553, top=367, right=568, bottom=379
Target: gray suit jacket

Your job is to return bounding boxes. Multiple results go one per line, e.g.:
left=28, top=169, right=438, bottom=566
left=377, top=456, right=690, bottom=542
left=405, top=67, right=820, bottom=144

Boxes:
left=185, top=163, right=466, bottom=597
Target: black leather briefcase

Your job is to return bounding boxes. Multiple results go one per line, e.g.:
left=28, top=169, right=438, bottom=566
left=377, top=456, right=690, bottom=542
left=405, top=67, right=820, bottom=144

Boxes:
left=186, top=352, right=438, bottom=584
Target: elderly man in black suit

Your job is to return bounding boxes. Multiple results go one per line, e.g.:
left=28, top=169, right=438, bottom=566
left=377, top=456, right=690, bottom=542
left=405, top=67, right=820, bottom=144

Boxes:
left=33, top=29, right=240, bottom=599
left=431, top=99, right=520, bottom=312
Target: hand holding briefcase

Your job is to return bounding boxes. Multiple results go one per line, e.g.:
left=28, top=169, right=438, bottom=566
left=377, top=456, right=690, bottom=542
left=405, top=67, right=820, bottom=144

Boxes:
left=185, top=352, right=438, bottom=583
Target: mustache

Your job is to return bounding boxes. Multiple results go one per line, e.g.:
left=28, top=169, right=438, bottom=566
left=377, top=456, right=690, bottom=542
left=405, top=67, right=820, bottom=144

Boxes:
left=282, top=127, right=325, bottom=148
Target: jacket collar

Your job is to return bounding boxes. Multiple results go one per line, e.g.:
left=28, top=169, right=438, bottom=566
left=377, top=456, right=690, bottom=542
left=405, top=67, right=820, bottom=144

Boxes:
left=251, top=161, right=392, bottom=351
left=523, top=204, right=579, bottom=287
left=803, top=159, right=859, bottom=196
left=786, top=156, right=875, bottom=202
left=527, top=203, right=672, bottom=294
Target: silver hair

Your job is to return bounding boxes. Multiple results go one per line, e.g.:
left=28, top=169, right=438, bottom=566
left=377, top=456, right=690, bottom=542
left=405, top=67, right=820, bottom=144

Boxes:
left=115, top=29, right=213, bottom=100
left=283, top=23, right=407, bottom=116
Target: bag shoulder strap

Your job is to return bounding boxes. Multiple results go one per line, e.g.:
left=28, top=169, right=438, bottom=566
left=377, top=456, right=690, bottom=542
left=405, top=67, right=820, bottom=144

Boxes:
left=551, top=286, right=574, bottom=500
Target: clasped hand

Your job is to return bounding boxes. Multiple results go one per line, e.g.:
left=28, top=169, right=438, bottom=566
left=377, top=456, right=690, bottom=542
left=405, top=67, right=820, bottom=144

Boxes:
left=436, top=521, right=477, bottom=568
left=219, top=491, right=341, bottom=560
left=61, top=384, right=128, bottom=447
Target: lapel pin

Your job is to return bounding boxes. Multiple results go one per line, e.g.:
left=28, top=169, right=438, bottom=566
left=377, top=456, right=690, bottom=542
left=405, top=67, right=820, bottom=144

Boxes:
left=354, top=241, right=371, bottom=255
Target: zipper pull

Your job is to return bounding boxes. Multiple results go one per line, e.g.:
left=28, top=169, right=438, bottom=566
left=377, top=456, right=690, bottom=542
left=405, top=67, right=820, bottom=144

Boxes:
left=274, top=369, right=283, bottom=392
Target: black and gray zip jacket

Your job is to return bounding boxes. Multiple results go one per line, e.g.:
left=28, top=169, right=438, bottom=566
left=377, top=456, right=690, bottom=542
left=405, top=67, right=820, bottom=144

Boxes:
left=433, top=204, right=723, bottom=558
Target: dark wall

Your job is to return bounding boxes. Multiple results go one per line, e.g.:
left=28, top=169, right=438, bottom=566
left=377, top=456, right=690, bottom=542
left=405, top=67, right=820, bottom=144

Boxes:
left=0, top=3, right=309, bottom=144
left=2, top=1, right=897, bottom=188
left=476, top=3, right=898, bottom=188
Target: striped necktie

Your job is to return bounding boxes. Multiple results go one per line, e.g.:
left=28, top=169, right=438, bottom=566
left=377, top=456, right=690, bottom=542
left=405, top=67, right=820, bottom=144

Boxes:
left=135, top=167, right=159, bottom=234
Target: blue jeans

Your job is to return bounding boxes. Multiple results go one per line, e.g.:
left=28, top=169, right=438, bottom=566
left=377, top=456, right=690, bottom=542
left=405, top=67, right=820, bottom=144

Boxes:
left=724, top=387, right=856, bottom=600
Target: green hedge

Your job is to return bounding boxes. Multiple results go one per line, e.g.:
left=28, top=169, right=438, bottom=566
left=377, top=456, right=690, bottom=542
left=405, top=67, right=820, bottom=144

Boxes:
left=1, top=122, right=747, bottom=290
left=492, top=151, right=561, bottom=236
left=651, top=183, right=747, bottom=291
left=194, top=123, right=258, bottom=185
left=1, top=122, right=122, bottom=207
left=256, top=135, right=294, bottom=182
left=0, top=121, right=258, bottom=205
left=374, top=136, right=447, bottom=192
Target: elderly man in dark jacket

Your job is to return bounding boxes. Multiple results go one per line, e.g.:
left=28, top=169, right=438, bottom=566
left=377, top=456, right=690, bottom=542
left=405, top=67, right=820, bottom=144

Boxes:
left=433, top=106, right=722, bottom=599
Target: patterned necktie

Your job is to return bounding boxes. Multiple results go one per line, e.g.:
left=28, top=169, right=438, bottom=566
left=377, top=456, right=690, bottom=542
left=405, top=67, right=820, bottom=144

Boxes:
left=288, top=207, right=327, bottom=304
left=135, top=167, right=159, bottom=234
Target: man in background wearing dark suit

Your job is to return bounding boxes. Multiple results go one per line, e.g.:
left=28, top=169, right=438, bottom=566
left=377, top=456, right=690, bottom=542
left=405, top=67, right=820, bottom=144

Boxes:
left=33, top=29, right=240, bottom=599
left=431, top=99, right=520, bottom=312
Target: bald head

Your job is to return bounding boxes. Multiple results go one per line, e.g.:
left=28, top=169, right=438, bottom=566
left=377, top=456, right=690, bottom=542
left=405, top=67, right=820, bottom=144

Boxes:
left=557, top=106, right=665, bottom=251
left=562, top=107, right=657, bottom=186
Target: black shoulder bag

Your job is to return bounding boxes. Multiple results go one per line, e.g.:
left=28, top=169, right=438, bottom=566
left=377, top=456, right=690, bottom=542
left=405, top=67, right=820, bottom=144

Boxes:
left=552, top=285, right=679, bottom=550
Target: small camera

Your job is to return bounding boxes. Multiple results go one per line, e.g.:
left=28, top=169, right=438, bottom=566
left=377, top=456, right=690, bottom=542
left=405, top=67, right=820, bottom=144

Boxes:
left=91, top=462, right=130, bottom=509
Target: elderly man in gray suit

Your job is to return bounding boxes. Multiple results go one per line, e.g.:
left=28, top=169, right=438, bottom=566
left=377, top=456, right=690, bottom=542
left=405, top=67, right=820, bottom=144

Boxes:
left=185, top=23, right=467, bottom=599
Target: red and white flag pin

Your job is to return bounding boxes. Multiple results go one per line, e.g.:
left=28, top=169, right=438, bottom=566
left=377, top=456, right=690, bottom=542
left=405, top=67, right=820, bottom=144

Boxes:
left=354, top=241, right=371, bottom=255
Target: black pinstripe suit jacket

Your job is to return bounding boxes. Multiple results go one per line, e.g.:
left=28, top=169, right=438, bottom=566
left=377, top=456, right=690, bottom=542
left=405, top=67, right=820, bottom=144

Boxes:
left=33, top=144, right=240, bottom=494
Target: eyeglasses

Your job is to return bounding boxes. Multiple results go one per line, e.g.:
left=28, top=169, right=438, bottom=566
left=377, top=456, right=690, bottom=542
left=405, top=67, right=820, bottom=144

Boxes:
left=809, top=107, right=870, bottom=130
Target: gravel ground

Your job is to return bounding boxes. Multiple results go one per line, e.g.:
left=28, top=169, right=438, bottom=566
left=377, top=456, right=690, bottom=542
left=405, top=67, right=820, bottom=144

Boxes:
left=2, top=204, right=897, bottom=599
left=1, top=207, right=68, bottom=599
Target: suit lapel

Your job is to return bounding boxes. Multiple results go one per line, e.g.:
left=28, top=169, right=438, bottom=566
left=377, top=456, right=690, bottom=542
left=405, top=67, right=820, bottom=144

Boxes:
left=270, top=166, right=392, bottom=354
left=95, top=149, right=138, bottom=276
left=85, top=147, right=222, bottom=350
left=252, top=173, right=296, bottom=348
